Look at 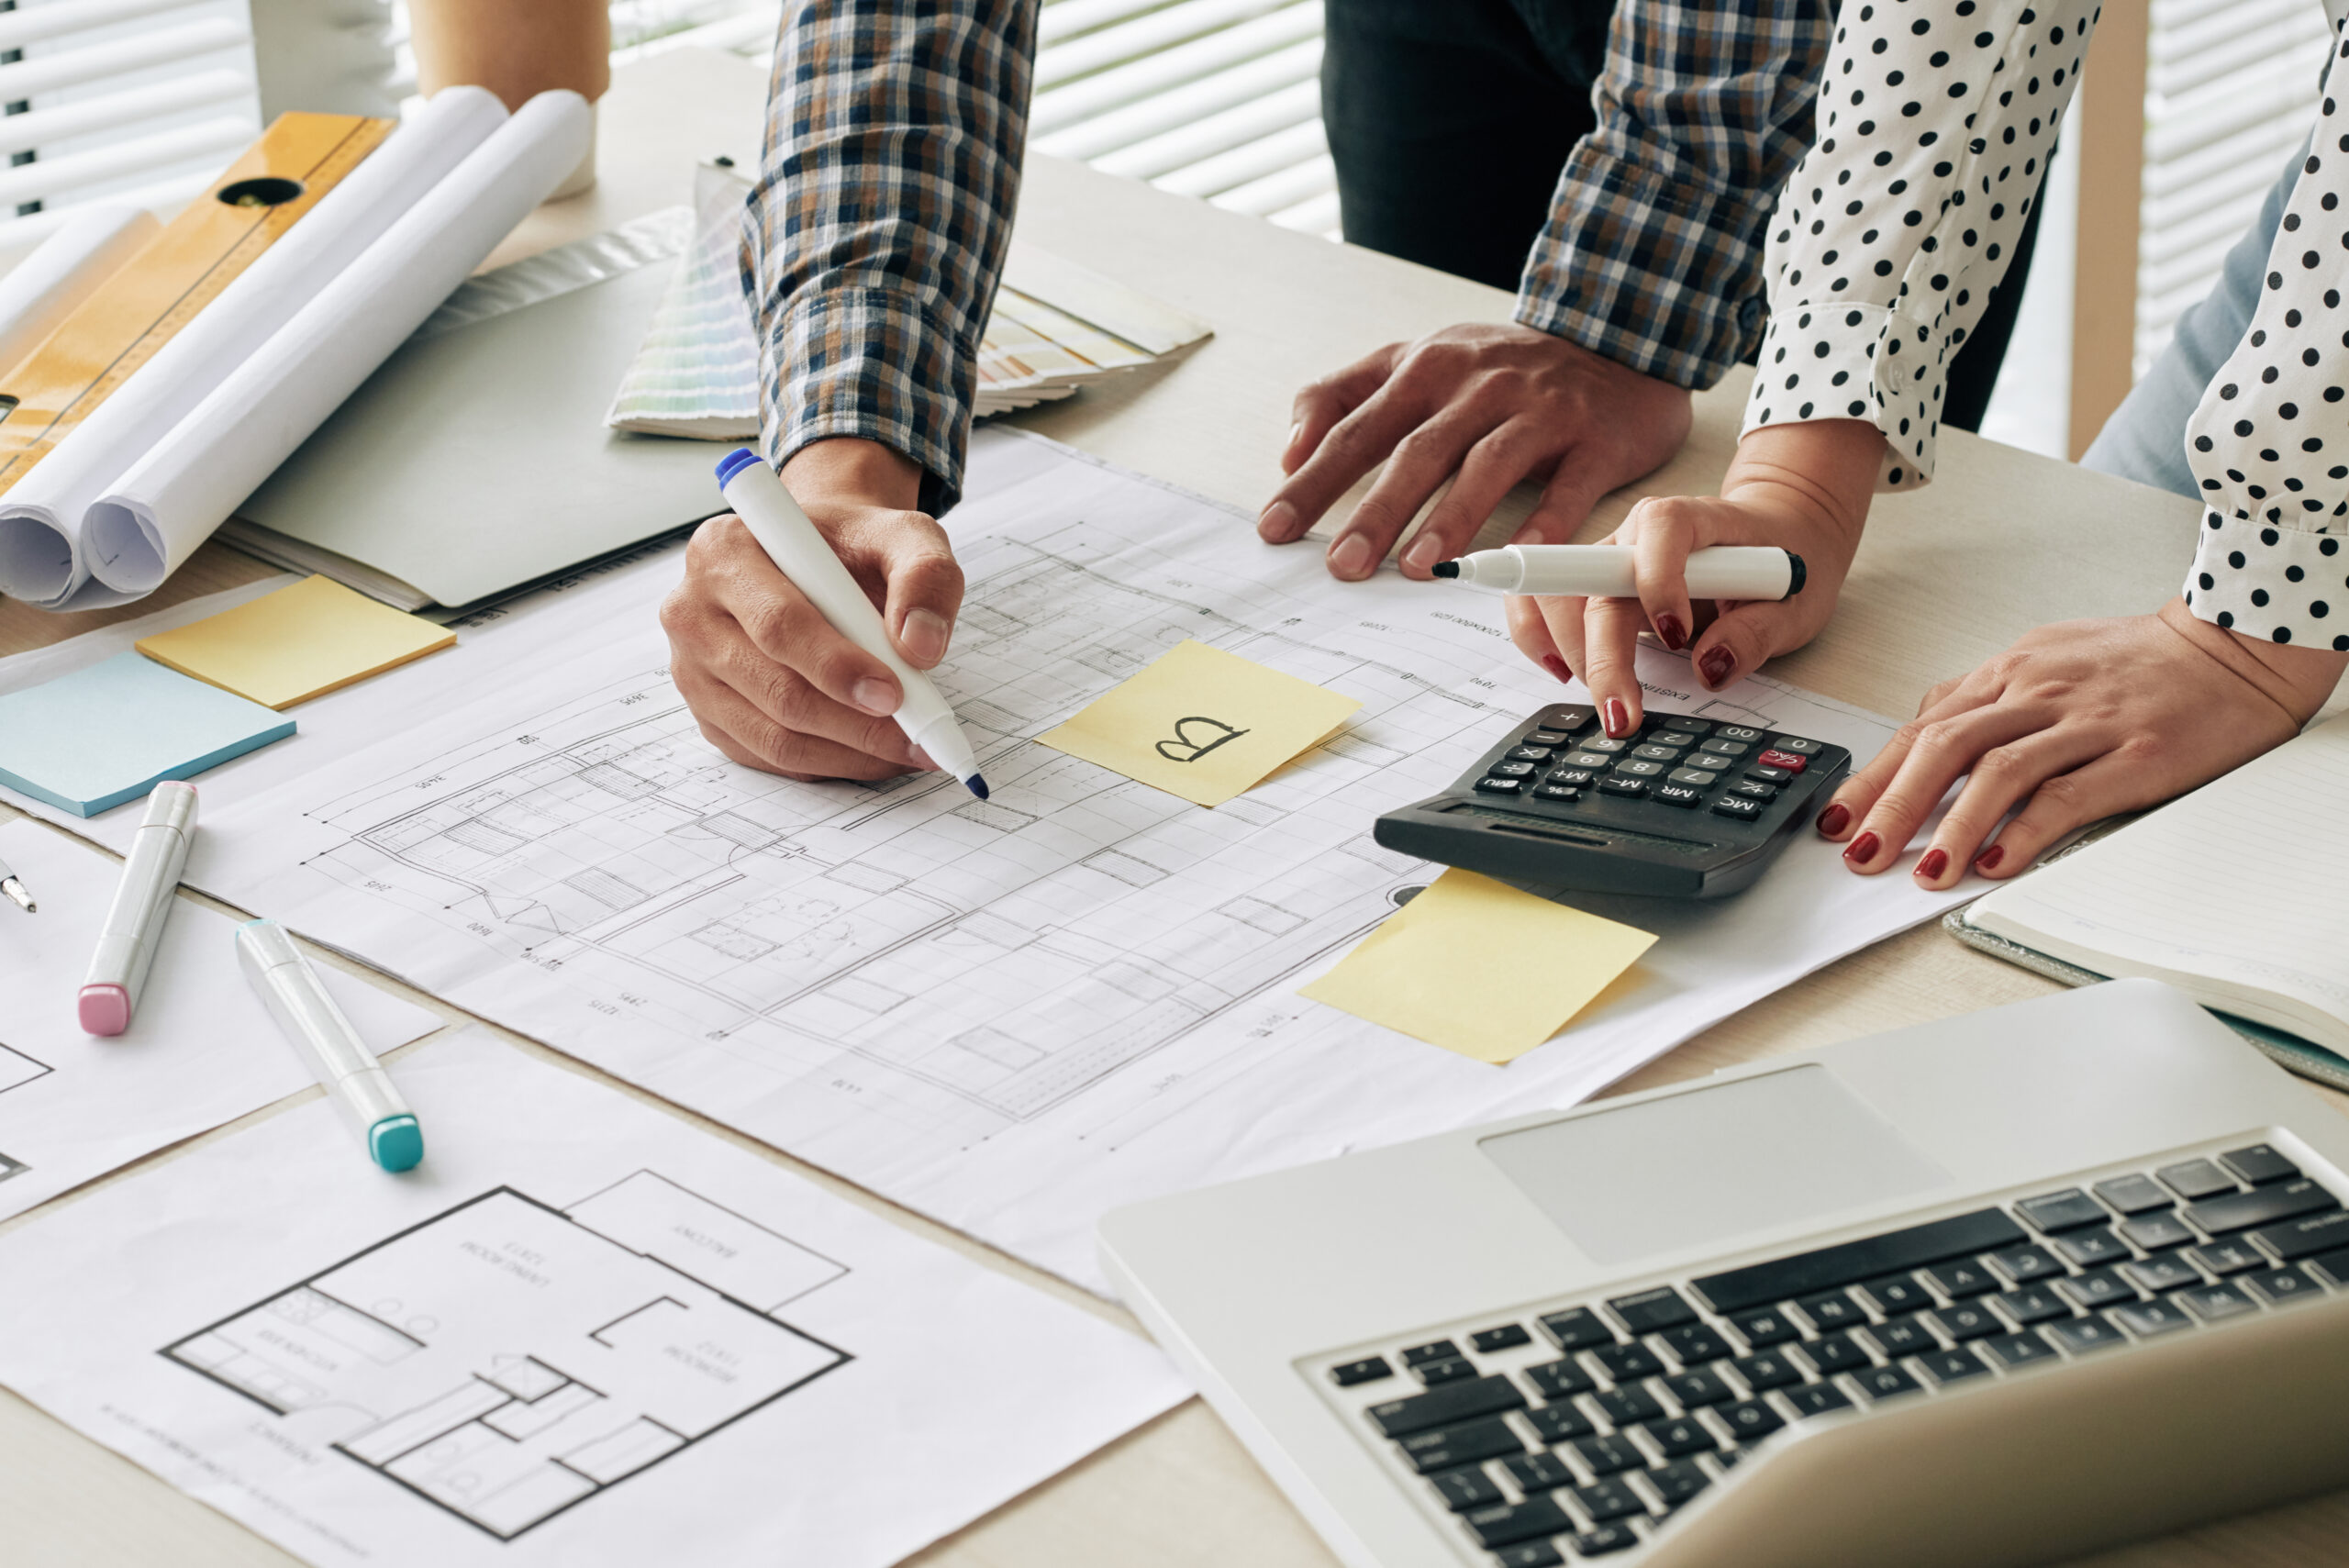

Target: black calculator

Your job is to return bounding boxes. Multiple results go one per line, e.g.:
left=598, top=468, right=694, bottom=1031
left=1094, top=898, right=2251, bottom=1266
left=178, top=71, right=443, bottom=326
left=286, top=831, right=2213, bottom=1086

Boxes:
left=1373, top=703, right=1851, bottom=899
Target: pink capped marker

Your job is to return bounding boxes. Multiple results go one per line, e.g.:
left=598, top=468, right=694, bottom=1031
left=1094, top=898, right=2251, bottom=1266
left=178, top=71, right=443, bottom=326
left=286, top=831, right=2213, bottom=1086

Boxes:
left=79, top=781, right=197, bottom=1036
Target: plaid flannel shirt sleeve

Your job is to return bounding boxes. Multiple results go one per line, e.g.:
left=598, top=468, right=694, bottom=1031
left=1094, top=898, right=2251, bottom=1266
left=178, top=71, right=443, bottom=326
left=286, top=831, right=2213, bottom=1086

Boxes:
left=1515, top=0, right=1832, bottom=390
left=747, top=0, right=1038, bottom=515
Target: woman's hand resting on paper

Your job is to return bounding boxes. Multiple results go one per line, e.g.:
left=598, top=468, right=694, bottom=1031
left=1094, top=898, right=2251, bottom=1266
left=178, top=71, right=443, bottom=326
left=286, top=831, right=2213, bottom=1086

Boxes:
left=1814, top=597, right=2349, bottom=888
left=1508, top=420, right=1882, bottom=738
left=661, top=438, right=963, bottom=782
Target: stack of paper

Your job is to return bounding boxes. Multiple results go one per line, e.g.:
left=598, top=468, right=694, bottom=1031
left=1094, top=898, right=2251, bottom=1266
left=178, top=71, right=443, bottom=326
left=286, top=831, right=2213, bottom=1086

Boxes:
left=605, top=166, right=1213, bottom=439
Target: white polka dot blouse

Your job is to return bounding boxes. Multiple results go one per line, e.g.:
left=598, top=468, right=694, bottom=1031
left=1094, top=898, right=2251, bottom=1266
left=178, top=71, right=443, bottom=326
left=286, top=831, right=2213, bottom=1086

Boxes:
left=1742, top=0, right=2349, bottom=651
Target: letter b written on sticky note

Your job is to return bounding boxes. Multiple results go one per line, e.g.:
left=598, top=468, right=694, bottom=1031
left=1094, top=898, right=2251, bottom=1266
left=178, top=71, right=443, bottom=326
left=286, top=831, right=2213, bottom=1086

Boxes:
left=1037, top=639, right=1363, bottom=807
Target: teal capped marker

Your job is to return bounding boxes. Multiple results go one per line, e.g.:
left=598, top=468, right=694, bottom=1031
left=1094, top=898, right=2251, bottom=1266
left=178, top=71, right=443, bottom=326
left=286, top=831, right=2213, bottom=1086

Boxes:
left=236, top=919, right=425, bottom=1173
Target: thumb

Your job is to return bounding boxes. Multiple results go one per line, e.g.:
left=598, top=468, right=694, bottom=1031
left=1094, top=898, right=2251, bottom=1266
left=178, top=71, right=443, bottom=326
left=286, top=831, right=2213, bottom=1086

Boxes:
left=1688, top=598, right=1819, bottom=691
left=842, top=511, right=964, bottom=670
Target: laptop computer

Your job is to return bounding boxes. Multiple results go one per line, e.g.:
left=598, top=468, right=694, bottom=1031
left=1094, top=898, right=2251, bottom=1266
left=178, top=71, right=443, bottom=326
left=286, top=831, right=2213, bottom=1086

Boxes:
left=1099, top=980, right=2349, bottom=1567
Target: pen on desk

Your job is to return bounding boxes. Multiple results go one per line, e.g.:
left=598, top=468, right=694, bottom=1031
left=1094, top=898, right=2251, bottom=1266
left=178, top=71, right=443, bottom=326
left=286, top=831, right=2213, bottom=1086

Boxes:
left=0, top=850, right=30, bottom=912
left=235, top=918, right=423, bottom=1173
left=714, top=448, right=991, bottom=799
left=78, top=780, right=196, bottom=1035
left=1434, top=544, right=1806, bottom=601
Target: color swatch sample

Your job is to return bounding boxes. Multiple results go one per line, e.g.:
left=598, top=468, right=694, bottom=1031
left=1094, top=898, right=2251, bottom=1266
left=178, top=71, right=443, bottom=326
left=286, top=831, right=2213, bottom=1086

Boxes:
left=0, top=651, right=295, bottom=817
left=1037, top=639, right=1363, bottom=807
left=136, top=574, right=455, bottom=709
left=1299, top=869, right=1657, bottom=1063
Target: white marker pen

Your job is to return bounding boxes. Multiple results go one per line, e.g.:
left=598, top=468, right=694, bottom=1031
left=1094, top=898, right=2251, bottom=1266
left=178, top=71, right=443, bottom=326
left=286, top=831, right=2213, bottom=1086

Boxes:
left=235, top=918, right=423, bottom=1173
left=714, top=449, right=989, bottom=798
left=1434, top=544, right=1806, bottom=600
left=78, top=780, right=196, bottom=1035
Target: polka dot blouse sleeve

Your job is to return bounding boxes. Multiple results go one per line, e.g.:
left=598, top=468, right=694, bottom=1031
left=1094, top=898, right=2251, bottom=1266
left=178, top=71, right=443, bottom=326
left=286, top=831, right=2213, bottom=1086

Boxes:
left=2180, top=25, right=2349, bottom=652
left=1740, top=0, right=2097, bottom=490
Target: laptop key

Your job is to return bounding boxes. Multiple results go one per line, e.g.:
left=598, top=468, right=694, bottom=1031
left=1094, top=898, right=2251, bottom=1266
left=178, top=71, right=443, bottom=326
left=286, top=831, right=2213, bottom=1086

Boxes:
left=1640, top=1417, right=1715, bottom=1458
left=2157, top=1158, right=2239, bottom=1201
left=1569, top=1434, right=1642, bottom=1476
left=1330, top=1356, right=1392, bottom=1386
left=1572, top=1478, right=1645, bottom=1521
left=1688, top=1208, right=2027, bottom=1313
left=1798, top=1331, right=1872, bottom=1374
left=2053, top=1228, right=2132, bottom=1268
left=1369, top=1374, right=1527, bottom=1437
left=2250, top=1209, right=2349, bottom=1262
left=1608, top=1285, right=1698, bottom=1334
left=1419, top=1357, right=1481, bottom=1386
left=2122, top=1254, right=2203, bottom=1293
left=2093, top=1173, right=2175, bottom=1215
left=1730, top=1350, right=1803, bottom=1391
left=1916, top=1347, right=1990, bottom=1385
left=2176, top=1281, right=2260, bottom=1321
left=1590, top=1343, right=1664, bottom=1383
left=1780, top=1383, right=1854, bottom=1418
left=1853, top=1364, right=1922, bottom=1402
left=1473, top=1324, right=1535, bottom=1354
left=1464, top=1497, right=1573, bottom=1549
left=1926, top=1302, right=2001, bottom=1341
left=1726, top=1307, right=1799, bottom=1348
left=1504, top=1451, right=1575, bottom=1494
left=1527, top=1360, right=1598, bottom=1399
left=1489, top=1546, right=1563, bottom=1568
left=1662, top=1369, right=1732, bottom=1408
left=1656, top=1323, right=1732, bottom=1366
left=1716, top=1399, right=1786, bottom=1441
left=1644, top=1459, right=1711, bottom=1509
left=1567, top=1523, right=1642, bottom=1556
left=1988, top=1244, right=2065, bottom=1284
left=1858, top=1273, right=1933, bottom=1315
left=2221, top=1143, right=2302, bottom=1185
left=1529, top=1404, right=1596, bottom=1443
left=1922, top=1259, right=1998, bottom=1298
left=2055, top=1268, right=2139, bottom=1310
left=1798, top=1289, right=1865, bottom=1330
left=2310, top=1248, right=2349, bottom=1287
left=1401, top=1418, right=1528, bottom=1473
left=1431, top=1466, right=1505, bottom=1511
left=2189, top=1239, right=2266, bottom=1276
left=2046, top=1315, right=2127, bottom=1354
left=1404, top=1340, right=1464, bottom=1366
left=2244, top=1265, right=2321, bottom=1305
left=2117, top=1213, right=2197, bottom=1252
left=2017, top=1189, right=2110, bottom=1233
left=1991, top=1285, right=2072, bottom=1325
left=2109, top=1299, right=2195, bottom=1338
left=1540, top=1308, right=1619, bottom=1351
left=1981, top=1330, right=2059, bottom=1369
left=1865, top=1316, right=1936, bottom=1357
left=2184, top=1179, right=2338, bottom=1236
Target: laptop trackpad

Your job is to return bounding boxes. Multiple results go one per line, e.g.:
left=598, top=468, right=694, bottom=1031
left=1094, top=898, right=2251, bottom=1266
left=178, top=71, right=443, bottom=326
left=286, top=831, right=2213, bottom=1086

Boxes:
left=1478, top=1064, right=1954, bottom=1266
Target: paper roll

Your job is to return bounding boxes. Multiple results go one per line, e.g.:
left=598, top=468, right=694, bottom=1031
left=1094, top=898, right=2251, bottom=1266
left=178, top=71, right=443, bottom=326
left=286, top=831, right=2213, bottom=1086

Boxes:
left=0, top=88, right=509, bottom=609
left=0, top=207, right=160, bottom=376
left=83, top=90, right=590, bottom=599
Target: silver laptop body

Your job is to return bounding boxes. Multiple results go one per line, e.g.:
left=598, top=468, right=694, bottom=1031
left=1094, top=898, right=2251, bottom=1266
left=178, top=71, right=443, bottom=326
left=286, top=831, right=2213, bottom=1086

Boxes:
left=1099, top=980, right=2349, bottom=1568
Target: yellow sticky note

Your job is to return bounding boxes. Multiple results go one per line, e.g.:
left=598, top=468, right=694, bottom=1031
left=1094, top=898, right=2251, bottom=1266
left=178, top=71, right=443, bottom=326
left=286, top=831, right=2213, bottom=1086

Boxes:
left=136, top=575, right=455, bottom=710
left=1037, top=639, right=1364, bottom=807
left=1299, top=869, right=1656, bottom=1064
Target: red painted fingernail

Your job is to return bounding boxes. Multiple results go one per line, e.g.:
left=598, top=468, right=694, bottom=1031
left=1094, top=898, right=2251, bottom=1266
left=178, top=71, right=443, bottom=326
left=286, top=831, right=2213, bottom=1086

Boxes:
left=1698, top=646, right=1735, bottom=686
left=1843, top=830, right=1881, bottom=866
left=1915, top=848, right=1949, bottom=881
left=1974, top=843, right=2005, bottom=873
left=1541, top=654, right=1572, bottom=684
left=1655, top=613, right=1687, bottom=651
left=1602, top=698, right=1631, bottom=737
left=1815, top=803, right=1850, bottom=838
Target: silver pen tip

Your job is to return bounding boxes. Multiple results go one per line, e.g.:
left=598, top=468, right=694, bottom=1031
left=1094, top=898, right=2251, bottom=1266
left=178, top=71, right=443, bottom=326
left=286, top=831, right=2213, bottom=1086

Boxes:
left=1, top=877, right=33, bottom=913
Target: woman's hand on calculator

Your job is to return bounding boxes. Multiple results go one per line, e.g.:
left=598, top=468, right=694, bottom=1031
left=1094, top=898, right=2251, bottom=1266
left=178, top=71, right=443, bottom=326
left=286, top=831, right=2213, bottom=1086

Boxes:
left=1507, top=421, right=1880, bottom=736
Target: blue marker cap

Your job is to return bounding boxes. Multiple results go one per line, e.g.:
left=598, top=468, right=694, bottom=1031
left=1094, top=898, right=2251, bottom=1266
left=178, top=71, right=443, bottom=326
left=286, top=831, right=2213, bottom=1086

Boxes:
left=369, top=1115, right=424, bottom=1173
left=715, top=447, right=763, bottom=490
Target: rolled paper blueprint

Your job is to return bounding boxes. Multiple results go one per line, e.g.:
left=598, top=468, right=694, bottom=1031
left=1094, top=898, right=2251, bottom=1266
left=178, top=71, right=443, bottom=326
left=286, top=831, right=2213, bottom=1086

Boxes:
left=0, top=206, right=159, bottom=377
left=0, top=88, right=508, bottom=610
left=79, top=90, right=591, bottom=602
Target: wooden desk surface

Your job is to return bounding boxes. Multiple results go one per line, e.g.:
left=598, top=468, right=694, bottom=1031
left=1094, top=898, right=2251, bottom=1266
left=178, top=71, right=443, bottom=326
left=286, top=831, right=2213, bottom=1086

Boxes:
left=4, top=46, right=2343, bottom=1568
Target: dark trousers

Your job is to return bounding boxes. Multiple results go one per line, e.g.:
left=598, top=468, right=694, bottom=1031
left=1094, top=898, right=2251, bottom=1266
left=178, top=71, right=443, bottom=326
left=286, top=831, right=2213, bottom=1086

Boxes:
left=1319, top=0, right=2039, bottom=432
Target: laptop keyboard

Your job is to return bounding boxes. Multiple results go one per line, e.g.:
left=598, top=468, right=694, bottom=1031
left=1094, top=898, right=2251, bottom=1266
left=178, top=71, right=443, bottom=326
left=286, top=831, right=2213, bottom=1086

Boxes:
left=1315, top=1142, right=2346, bottom=1565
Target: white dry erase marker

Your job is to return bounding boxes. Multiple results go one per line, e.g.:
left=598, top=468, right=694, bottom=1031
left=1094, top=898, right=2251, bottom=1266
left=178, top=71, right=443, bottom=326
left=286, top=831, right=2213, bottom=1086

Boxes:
left=78, top=779, right=197, bottom=1035
left=1434, top=544, right=1806, bottom=600
left=235, top=918, right=423, bottom=1173
left=714, top=448, right=990, bottom=797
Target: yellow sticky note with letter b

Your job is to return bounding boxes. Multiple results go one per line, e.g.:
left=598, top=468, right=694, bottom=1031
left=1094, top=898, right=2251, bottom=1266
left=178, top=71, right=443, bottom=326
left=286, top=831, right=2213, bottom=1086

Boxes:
left=1299, top=868, right=1656, bottom=1063
left=1037, top=639, right=1364, bottom=807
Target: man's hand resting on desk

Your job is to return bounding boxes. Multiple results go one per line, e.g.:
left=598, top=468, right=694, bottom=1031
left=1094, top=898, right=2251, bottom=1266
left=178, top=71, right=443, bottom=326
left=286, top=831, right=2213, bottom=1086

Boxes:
left=1258, top=324, right=1689, bottom=581
left=1815, top=598, right=2349, bottom=888
left=661, top=438, right=962, bottom=782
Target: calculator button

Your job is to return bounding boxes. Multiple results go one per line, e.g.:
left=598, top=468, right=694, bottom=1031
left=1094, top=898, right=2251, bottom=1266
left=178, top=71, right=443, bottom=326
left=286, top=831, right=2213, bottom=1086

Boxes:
left=1768, top=735, right=1823, bottom=755
left=1743, top=764, right=1794, bottom=784
left=1690, top=753, right=1735, bottom=771
left=1475, top=777, right=1525, bottom=794
left=1549, top=768, right=1598, bottom=787
left=1729, top=781, right=1776, bottom=802
left=1632, top=743, right=1682, bottom=762
left=1526, top=730, right=1573, bottom=746
left=1534, top=784, right=1581, bottom=803
left=1667, top=767, right=1718, bottom=786
left=1655, top=784, right=1704, bottom=808
left=1716, top=726, right=1765, bottom=743
left=1653, top=729, right=1707, bottom=748
left=1598, top=776, right=1650, bottom=800
left=1711, top=795, right=1764, bottom=820
left=1564, top=752, right=1615, bottom=771
left=1658, top=717, right=1712, bottom=734
left=1508, top=746, right=1555, bottom=762
left=1490, top=762, right=1536, bottom=777
left=1617, top=760, right=1664, bottom=778
left=1701, top=739, right=1750, bottom=757
left=1584, top=737, right=1629, bottom=753
left=1755, top=749, right=1808, bottom=773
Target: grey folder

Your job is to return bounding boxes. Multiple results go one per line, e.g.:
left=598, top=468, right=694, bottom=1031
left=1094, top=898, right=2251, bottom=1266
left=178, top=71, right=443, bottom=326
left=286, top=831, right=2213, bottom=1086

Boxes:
left=226, top=209, right=724, bottom=616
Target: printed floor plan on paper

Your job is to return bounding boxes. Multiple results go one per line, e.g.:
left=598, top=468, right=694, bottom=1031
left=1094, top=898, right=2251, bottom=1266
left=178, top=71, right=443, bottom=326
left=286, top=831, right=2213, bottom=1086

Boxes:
left=162, top=1172, right=850, bottom=1539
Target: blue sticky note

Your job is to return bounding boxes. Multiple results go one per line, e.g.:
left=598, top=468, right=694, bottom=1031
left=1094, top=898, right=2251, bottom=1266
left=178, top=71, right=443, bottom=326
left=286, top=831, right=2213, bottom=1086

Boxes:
left=0, top=651, right=295, bottom=817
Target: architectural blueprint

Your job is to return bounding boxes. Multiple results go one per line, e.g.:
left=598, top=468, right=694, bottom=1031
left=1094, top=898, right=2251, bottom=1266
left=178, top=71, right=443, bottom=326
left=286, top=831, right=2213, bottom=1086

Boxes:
left=182, top=431, right=1972, bottom=1290
left=0, top=1029, right=1186, bottom=1567
left=0, top=821, right=441, bottom=1221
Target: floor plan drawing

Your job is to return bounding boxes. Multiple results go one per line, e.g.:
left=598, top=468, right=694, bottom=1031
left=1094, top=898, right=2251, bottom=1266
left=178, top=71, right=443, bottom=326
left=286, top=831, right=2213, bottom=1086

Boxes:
left=0, top=1040, right=52, bottom=1095
left=162, top=1171, right=852, bottom=1540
